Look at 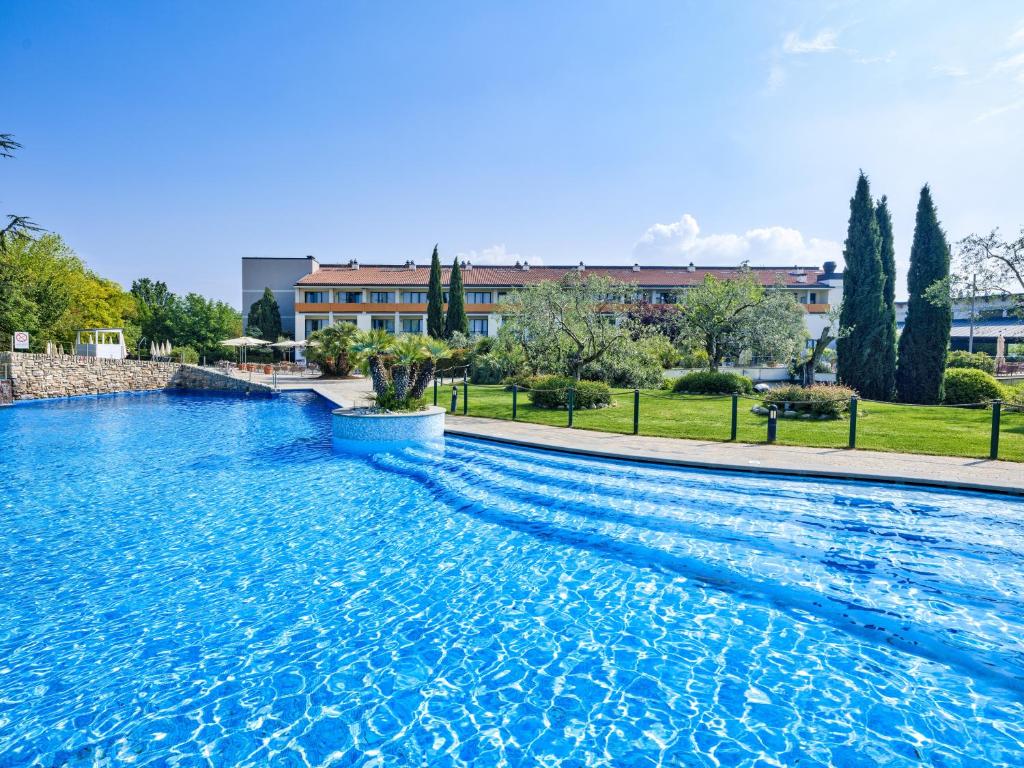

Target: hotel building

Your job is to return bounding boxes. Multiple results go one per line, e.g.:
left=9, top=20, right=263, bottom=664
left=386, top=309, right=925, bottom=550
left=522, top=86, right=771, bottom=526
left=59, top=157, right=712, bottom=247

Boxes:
left=242, top=256, right=844, bottom=352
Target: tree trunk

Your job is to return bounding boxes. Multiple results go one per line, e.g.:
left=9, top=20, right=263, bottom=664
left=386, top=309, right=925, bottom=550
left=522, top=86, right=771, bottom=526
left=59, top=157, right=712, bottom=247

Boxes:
left=410, top=360, right=435, bottom=399
left=368, top=355, right=389, bottom=396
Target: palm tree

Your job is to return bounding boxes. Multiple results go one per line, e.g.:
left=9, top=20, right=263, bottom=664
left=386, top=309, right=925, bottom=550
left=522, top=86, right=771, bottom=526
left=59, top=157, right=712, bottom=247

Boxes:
left=409, top=338, right=450, bottom=399
left=390, top=334, right=428, bottom=402
left=350, top=329, right=395, bottom=397
left=307, top=323, right=358, bottom=377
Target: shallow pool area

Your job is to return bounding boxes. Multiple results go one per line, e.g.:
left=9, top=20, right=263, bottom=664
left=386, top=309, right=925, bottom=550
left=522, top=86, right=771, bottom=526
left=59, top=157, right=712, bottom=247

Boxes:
left=1, top=391, right=1022, bottom=766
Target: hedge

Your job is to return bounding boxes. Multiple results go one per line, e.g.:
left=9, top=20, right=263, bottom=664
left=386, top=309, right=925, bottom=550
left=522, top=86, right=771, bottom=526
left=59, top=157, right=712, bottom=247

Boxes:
left=946, top=350, right=995, bottom=374
left=672, top=370, right=753, bottom=395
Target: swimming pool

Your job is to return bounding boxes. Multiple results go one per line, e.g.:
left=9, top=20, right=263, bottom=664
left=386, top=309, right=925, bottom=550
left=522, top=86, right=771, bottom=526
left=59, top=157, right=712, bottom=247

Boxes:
left=1, top=391, right=1022, bottom=766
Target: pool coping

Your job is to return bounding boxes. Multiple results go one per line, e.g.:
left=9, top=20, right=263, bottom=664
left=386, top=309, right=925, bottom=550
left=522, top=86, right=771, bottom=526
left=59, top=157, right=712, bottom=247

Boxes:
left=444, top=416, right=1024, bottom=497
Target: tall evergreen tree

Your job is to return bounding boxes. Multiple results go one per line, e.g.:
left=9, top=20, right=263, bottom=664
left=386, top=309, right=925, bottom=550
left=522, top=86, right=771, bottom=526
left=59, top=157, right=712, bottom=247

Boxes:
left=875, top=196, right=898, bottom=400
left=896, top=185, right=951, bottom=404
left=836, top=172, right=887, bottom=398
left=444, top=259, right=468, bottom=338
left=247, top=287, right=282, bottom=341
left=426, top=245, right=444, bottom=338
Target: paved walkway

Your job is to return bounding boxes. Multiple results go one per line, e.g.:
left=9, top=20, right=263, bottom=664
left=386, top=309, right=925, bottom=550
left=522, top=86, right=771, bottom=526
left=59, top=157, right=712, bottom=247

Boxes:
left=445, top=415, right=1024, bottom=496
left=217, top=369, right=1022, bottom=494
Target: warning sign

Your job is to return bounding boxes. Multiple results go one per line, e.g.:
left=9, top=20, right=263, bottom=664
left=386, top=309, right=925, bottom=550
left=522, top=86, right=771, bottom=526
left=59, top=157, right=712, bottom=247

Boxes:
left=13, top=331, right=29, bottom=350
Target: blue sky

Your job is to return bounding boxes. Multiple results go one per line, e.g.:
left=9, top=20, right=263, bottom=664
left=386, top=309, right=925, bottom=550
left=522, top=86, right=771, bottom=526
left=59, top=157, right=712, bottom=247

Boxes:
left=3, top=1, right=1023, bottom=305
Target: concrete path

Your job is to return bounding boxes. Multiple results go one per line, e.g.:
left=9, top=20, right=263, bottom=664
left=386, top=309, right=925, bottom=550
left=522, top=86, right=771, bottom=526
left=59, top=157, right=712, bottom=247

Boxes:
left=445, top=415, right=1024, bottom=496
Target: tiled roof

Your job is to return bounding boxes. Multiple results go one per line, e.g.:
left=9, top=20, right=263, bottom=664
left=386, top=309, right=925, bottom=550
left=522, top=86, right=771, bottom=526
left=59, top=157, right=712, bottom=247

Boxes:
left=297, top=264, right=833, bottom=288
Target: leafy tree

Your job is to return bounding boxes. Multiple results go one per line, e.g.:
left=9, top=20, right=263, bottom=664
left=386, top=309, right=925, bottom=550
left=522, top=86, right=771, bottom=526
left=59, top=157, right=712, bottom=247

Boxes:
left=836, top=172, right=887, bottom=399
left=305, top=322, right=358, bottom=377
left=896, top=185, right=952, bottom=404
left=676, top=270, right=804, bottom=371
left=246, top=287, right=283, bottom=341
left=944, top=228, right=1024, bottom=316
left=427, top=245, right=445, bottom=338
left=171, top=293, right=242, bottom=361
left=501, top=274, right=634, bottom=380
left=131, top=278, right=177, bottom=344
left=623, top=300, right=686, bottom=343
left=876, top=195, right=898, bottom=399
left=444, top=259, right=468, bottom=338
left=0, top=234, right=137, bottom=350
left=0, top=134, right=42, bottom=253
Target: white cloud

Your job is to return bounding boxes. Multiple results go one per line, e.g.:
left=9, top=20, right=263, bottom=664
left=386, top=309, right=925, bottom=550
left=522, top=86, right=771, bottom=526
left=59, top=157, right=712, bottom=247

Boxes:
left=1010, top=23, right=1024, bottom=47
left=782, top=29, right=838, bottom=55
left=632, top=213, right=842, bottom=267
left=933, top=64, right=968, bottom=78
left=767, top=64, right=786, bottom=91
left=993, top=50, right=1024, bottom=73
left=455, top=244, right=542, bottom=266
left=973, top=97, right=1024, bottom=123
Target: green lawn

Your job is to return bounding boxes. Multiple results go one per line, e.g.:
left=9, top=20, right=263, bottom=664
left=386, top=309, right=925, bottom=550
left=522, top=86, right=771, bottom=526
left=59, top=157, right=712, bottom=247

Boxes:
left=435, top=383, right=1024, bottom=463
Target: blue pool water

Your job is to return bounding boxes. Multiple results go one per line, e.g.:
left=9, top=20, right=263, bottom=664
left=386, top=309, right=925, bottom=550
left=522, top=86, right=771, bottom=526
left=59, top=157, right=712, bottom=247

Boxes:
left=1, top=391, right=1022, bottom=767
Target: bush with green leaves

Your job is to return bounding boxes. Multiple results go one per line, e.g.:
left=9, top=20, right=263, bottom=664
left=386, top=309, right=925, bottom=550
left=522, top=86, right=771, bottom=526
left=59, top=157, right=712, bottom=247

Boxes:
left=672, top=370, right=753, bottom=395
left=469, top=353, right=504, bottom=384
left=579, top=334, right=673, bottom=388
left=946, top=350, right=995, bottom=374
left=762, top=384, right=857, bottom=418
left=171, top=346, right=199, bottom=364
left=942, top=368, right=1003, bottom=405
left=501, top=372, right=533, bottom=391
left=527, top=375, right=611, bottom=409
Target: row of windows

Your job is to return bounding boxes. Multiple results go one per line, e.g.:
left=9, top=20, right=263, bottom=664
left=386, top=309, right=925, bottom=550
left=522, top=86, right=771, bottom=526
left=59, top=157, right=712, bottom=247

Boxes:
left=305, top=318, right=488, bottom=336
left=303, top=290, right=500, bottom=304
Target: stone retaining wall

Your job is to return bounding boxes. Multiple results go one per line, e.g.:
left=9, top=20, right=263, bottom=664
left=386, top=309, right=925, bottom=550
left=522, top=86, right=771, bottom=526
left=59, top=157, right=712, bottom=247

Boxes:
left=0, top=352, right=273, bottom=401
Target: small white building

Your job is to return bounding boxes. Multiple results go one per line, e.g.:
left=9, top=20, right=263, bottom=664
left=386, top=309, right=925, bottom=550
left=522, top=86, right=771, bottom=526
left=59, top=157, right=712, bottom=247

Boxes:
left=75, top=328, right=127, bottom=360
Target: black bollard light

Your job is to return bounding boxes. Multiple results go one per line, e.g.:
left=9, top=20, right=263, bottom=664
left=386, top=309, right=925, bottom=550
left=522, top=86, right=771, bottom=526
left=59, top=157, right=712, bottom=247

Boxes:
left=512, top=384, right=518, bottom=420
left=450, top=386, right=458, bottom=413
left=730, top=392, right=738, bottom=441
left=991, top=399, right=1002, bottom=460
left=767, top=404, right=778, bottom=444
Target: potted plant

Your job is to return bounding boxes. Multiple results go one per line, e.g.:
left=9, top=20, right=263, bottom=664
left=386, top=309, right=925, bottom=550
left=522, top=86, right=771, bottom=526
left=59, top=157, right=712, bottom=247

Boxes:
left=331, top=331, right=450, bottom=446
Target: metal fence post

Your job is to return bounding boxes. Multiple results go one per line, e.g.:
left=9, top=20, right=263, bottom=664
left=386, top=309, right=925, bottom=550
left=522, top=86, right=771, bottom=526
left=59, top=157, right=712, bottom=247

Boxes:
left=991, top=399, right=1002, bottom=460
left=567, top=387, right=575, bottom=427
left=433, top=377, right=438, bottom=406
left=730, top=393, right=738, bottom=441
left=462, top=377, right=468, bottom=415
left=633, top=389, right=640, bottom=435
left=450, top=386, right=458, bottom=413
left=512, top=384, right=518, bottom=420
left=767, top=404, right=778, bottom=443
left=848, top=396, right=858, bottom=449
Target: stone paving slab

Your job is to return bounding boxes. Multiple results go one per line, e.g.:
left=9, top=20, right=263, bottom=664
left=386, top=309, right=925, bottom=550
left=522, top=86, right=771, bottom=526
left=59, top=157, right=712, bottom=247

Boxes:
left=445, top=415, right=1024, bottom=496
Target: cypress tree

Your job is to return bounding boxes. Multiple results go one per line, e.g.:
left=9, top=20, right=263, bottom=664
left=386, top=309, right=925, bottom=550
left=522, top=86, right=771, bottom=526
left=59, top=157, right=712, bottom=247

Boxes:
left=247, top=287, right=282, bottom=341
left=444, top=259, right=468, bottom=338
left=875, top=196, right=897, bottom=400
left=836, top=172, right=887, bottom=398
left=426, top=245, right=444, bottom=338
left=896, top=185, right=951, bottom=404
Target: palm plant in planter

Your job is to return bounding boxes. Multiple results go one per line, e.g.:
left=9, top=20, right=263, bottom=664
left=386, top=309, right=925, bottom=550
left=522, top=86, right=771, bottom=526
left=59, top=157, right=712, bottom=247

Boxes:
left=350, top=331, right=449, bottom=411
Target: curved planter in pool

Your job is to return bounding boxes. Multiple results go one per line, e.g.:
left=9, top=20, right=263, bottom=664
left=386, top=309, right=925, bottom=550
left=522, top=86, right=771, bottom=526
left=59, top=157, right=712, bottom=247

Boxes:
left=331, top=405, right=445, bottom=450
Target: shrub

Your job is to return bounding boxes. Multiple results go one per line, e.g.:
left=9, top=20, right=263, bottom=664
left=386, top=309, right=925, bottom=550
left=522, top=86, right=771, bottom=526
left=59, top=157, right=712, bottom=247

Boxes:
left=469, top=353, right=504, bottom=384
left=763, top=384, right=857, bottom=418
left=672, top=370, right=753, bottom=395
left=942, top=368, right=1003, bottom=405
left=527, top=375, right=611, bottom=409
left=501, top=372, right=534, bottom=391
left=946, top=350, right=995, bottom=374
left=1005, top=384, right=1024, bottom=409
left=171, top=346, right=199, bottom=364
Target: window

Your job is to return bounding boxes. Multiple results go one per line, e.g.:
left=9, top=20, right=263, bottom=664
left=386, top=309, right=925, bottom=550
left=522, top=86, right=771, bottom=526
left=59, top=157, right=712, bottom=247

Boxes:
left=337, top=291, right=362, bottom=303
left=808, top=292, right=818, bottom=304
left=370, top=291, right=395, bottom=304
left=371, top=318, right=395, bottom=332
left=466, top=292, right=492, bottom=304
left=401, top=318, right=423, bottom=333
left=470, top=318, right=489, bottom=336
left=496, top=292, right=508, bottom=302
left=304, top=318, right=327, bottom=336
left=402, top=291, right=428, bottom=303
left=304, top=291, right=330, bottom=304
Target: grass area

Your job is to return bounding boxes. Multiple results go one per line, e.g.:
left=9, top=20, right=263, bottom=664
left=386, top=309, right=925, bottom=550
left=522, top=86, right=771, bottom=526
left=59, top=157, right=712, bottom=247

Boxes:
left=436, top=383, right=1024, bottom=463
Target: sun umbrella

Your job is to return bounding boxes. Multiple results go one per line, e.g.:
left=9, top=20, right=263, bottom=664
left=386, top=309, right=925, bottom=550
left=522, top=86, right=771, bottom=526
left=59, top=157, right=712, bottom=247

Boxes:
left=220, top=336, right=270, bottom=363
left=149, top=341, right=157, bottom=358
